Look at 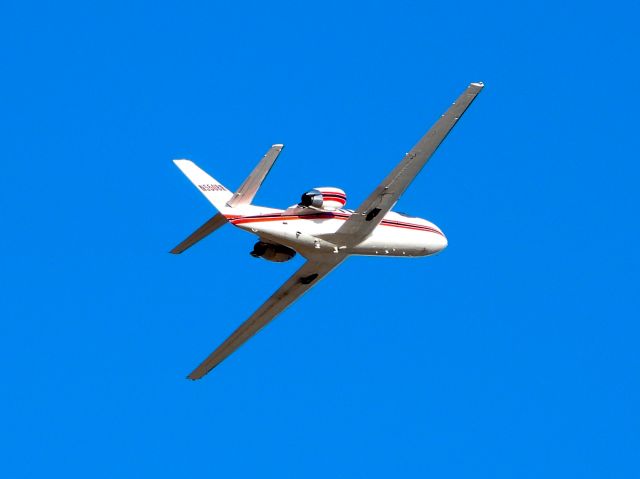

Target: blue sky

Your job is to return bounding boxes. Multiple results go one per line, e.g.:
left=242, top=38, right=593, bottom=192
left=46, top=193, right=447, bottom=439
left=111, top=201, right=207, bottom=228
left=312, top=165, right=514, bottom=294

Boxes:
left=1, top=0, right=638, bottom=477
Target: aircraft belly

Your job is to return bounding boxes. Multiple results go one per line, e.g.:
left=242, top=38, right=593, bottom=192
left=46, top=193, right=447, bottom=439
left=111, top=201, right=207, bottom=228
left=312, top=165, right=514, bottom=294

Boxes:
left=351, top=227, right=446, bottom=257
left=235, top=215, right=446, bottom=257
left=237, top=217, right=343, bottom=254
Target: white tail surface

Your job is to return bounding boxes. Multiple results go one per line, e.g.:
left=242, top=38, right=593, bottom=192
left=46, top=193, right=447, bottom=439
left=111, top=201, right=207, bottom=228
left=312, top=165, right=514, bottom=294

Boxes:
left=227, top=144, right=283, bottom=207
left=173, top=159, right=234, bottom=215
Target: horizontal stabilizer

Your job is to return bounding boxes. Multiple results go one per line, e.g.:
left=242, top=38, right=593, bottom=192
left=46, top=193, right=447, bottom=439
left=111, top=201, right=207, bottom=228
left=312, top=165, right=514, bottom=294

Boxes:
left=170, top=212, right=228, bottom=254
left=227, top=144, right=284, bottom=207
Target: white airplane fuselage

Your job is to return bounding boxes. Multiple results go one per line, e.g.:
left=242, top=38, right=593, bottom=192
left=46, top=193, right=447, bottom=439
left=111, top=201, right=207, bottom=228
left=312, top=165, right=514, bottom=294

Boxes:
left=228, top=205, right=448, bottom=258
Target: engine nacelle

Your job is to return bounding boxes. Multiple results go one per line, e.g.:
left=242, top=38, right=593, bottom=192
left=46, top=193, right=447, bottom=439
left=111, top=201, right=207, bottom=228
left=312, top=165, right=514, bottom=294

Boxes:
left=299, top=187, right=347, bottom=210
left=250, top=241, right=296, bottom=262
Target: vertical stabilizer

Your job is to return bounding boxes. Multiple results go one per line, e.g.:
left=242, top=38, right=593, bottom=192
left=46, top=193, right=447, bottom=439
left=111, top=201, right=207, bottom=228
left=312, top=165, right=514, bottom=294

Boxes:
left=173, top=159, right=234, bottom=215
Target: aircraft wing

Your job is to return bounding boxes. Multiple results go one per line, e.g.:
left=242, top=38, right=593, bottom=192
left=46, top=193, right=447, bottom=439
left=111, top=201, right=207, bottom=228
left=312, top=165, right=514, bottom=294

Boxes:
left=187, top=255, right=346, bottom=379
left=331, top=82, right=484, bottom=246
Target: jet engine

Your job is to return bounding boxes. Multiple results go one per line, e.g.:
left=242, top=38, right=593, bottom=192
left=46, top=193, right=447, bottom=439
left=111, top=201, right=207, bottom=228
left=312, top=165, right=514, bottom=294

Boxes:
left=250, top=241, right=297, bottom=262
left=299, top=187, right=347, bottom=210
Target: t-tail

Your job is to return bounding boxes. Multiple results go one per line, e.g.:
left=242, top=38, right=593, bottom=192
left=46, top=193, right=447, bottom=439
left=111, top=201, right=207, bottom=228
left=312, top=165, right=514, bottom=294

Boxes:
left=170, top=144, right=283, bottom=254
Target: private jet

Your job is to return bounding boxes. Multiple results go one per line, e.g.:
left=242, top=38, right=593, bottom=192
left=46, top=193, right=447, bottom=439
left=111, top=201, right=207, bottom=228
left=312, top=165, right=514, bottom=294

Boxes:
left=172, top=82, right=484, bottom=379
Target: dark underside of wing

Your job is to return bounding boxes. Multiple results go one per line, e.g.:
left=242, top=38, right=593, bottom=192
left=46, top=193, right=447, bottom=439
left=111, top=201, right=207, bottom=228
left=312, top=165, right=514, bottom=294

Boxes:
left=326, top=82, right=484, bottom=246
left=187, top=256, right=345, bottom=379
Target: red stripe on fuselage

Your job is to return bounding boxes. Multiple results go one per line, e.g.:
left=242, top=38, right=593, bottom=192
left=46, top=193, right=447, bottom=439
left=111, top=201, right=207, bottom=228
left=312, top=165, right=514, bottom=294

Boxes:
left=229, top=212, right=443, bottom=235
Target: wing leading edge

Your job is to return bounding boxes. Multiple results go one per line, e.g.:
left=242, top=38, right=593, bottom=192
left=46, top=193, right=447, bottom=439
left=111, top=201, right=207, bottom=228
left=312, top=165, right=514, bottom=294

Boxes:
left=329, top=82, right=484, bottom=246
left=187, top=256, right=346, bottom=379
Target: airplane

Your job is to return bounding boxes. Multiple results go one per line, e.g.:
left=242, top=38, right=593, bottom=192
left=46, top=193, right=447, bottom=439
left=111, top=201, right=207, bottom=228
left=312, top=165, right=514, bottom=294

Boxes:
left=171, top=82, right=484, bottom=379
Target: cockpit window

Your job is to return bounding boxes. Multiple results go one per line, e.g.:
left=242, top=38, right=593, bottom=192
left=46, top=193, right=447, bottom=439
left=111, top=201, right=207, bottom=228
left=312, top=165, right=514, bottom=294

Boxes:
left=396, top=211, right=417, bottom=218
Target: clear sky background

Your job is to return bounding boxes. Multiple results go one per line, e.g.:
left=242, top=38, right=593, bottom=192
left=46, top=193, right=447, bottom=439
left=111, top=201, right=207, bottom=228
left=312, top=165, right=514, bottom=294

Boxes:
left=1, top=1, right=638, bottom=477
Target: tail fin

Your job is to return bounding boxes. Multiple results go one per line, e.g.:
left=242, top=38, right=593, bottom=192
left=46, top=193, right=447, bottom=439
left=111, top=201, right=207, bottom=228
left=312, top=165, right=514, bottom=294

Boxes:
left=173, top=159, right=234, bottom=215
left=171, top=146, right=283, bottom=254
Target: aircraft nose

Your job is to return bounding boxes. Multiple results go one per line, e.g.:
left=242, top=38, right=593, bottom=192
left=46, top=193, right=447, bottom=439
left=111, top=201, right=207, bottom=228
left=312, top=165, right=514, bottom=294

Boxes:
left=435, top=232, right=448, bottom=252
left=424, top=229, right=447, bottom=255
left=420, top=223, right=448, bottom=255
